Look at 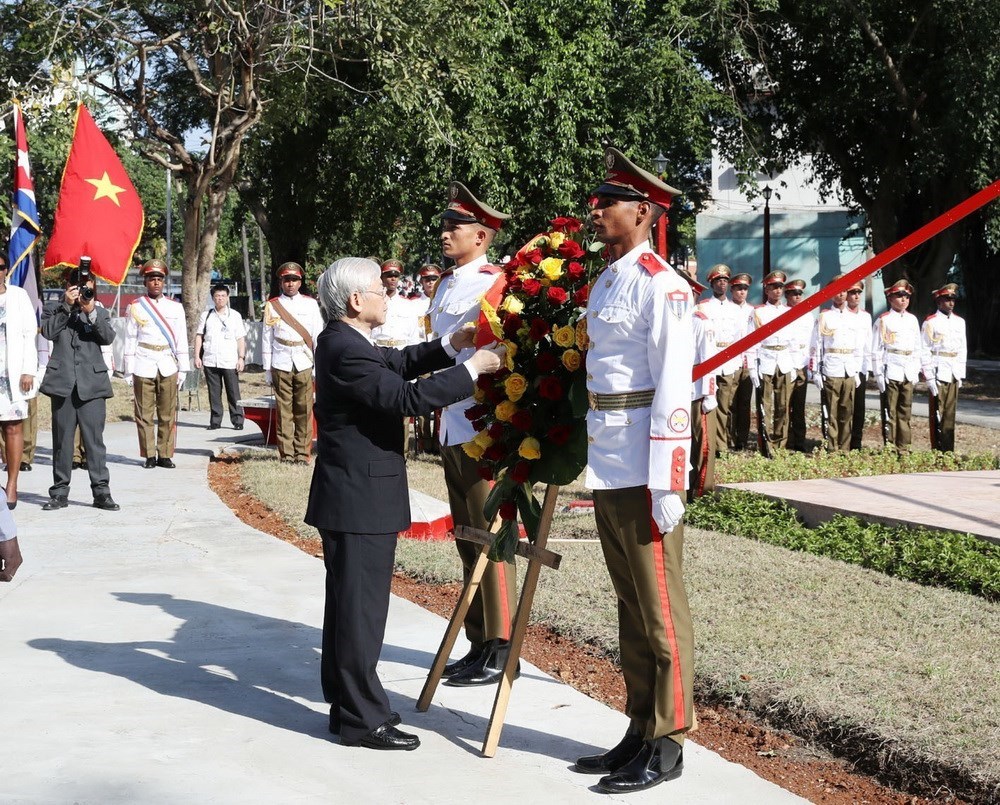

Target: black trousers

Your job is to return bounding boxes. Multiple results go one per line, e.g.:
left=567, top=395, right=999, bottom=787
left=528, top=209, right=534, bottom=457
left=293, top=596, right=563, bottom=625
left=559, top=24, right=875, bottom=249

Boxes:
left=49, top=389, right=110, bottom=499
left=204, top=366, right=244, bottom=427
left=320, top=529, right=397, bottom=743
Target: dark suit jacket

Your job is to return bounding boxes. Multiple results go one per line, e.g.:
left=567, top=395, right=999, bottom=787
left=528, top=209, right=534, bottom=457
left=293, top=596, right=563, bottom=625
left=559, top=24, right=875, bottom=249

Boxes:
left=304, top=320, right=474, bottom=534
left=39, top=301, right=115, bottom=401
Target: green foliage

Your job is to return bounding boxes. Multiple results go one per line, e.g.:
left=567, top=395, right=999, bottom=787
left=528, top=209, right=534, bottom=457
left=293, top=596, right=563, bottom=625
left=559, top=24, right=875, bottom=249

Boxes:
left=714, top=447, right=999, bottom=484
left=687, top=490, right=1000, bottom=601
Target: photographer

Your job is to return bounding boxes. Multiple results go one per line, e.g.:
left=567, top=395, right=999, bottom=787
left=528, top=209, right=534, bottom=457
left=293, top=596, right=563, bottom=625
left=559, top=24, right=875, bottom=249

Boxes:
left=39, top=262, right=119, bottom=511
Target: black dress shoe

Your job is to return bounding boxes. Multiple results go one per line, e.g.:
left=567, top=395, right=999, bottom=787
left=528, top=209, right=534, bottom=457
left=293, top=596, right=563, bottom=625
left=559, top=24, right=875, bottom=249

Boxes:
left=347, top=722, right=420, bottom=751
left=19, top=462, right=30, bottom=472
left=207, top=424, right=222, bottom=430
left=42, top=497, right=69, bottom=511
left=93, top=494, right=121, bottom=511
left=329, top=710, right=400, bottom=735
left=574, top=729, right=645, bottom=774
left=444, top=639, right=520, bottom=687
left=72, top=461, right=82, bottom=470
left=80, top=460, right=88, bottom=470
left=233, top=423, right=244, bottom=430
left=156, top=457, right=176, bottom=469
left=143, top=457, right=157, bottom=469
left=597, top=738, right=683, bottom=794
left=442, top=644, right=485, bottom=678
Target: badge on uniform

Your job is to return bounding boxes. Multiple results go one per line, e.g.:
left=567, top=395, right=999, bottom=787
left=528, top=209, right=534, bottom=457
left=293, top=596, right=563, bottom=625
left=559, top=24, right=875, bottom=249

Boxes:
left=668, top=407, right=690, bottom=432
left=666, top=290, right=689, bottom=320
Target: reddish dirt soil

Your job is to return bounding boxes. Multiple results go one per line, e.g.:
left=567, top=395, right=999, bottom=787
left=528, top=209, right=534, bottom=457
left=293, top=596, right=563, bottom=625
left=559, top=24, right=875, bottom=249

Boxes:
left=209, top=455, right=964, bottom=804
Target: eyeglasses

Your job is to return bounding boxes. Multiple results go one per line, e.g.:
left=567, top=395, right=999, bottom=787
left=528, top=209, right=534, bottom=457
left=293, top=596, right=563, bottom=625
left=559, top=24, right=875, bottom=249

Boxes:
left=785, top=290, right=803, bottom=296
left=847, top=289, right=862, bottom=294
left=420, top=276, right=439, bottom=282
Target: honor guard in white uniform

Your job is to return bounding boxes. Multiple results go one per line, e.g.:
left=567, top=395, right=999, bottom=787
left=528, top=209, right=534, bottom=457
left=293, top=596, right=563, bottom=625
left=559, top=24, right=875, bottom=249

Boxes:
left=123, top=259, right=190, bottom=468
left=921, top=283, right=967, bottom=451
left=414, top=264, right=443, bottom=454
left=262, top=262, right=323, bottom=463
left=750, top=270, right=794, bottom=451
left=783, top=278, right=814, bottom=451
left=688, top=273, right=717, bottom=499
left=846, top=279, right=873, bottom=449
left=427, top=182, right=516, bottom=688
left=728, top=273, right=755, bottom=450
left=809, top=274, right=867, bottom=451
left=872, top=279, right=922, bottom=451
left=699, top=264, right=747, bottom=455
left=574, top=147, right=693, bottom=794
left=371, top=260, right=424, bottom=349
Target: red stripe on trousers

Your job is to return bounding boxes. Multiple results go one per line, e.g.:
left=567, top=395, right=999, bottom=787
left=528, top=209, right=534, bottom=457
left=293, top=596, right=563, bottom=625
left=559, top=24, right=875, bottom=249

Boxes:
left=496, top=560, right=511, bottom=640
left=696, top=409, right=709, bottom=497
left=646, top=490, right=686, bottom=732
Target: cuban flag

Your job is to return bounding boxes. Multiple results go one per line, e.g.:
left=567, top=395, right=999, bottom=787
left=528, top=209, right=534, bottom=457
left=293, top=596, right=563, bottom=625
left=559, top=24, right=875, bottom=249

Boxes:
left=9, top=100, right=42, bottom=318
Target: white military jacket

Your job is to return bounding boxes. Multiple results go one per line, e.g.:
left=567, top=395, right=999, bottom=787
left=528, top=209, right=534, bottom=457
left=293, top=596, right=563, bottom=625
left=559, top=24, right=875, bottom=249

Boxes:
left=786, top=307, right=815, bottom=371
left=584, top=244, right=695, bottom=492
left=872, top=309, right=922, bottom=383
left=809, top=305, right=866, bottom=378
left=123, top=295, right=190, bottom=379
left=426, top=254, right=502, bottom=446
left=699, top=295, right=747, bottom=376
left=692, top=305, right=718, bottom=402
left=920, top=311, right=967, bottom=384
left=846, top=306, right=874, bottom=374
left=752, top=301, right=795, bottom=376
left=371, top=292, right=424, bottom=348
left=262, top=292, right=323, bottom=373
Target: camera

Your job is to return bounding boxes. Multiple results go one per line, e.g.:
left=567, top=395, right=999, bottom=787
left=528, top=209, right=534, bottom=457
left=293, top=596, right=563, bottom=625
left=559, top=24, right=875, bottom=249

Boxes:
left=78, top=256, right=95, bottom=302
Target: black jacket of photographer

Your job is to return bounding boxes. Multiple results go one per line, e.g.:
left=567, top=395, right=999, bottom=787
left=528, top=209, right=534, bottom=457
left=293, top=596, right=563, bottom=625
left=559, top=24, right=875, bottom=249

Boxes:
left=40, top=300, right=116, bottom=400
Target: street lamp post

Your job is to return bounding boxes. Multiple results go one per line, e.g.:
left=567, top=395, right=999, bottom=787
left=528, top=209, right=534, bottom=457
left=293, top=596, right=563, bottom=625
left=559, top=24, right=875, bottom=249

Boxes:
left=652, top=151, right=669, bottom=260
left=762, top=185, right=772, bottom=277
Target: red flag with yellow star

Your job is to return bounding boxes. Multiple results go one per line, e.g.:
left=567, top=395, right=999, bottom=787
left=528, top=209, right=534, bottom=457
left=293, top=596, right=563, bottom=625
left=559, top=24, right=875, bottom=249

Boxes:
left=43, top=104, right=144, bottom=285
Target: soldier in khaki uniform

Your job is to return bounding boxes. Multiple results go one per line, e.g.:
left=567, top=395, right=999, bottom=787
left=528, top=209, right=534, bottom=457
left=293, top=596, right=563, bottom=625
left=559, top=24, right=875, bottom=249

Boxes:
left=872, top=279, right=921, bottom=451
left=262, top=262, right=323, bottom=463
left=921, top=283, right=967, bottom=452
left=750, top=270, right=794, bottom=451
left=426, top=183, right=517, bottom=688
left=783, top=278, right=814, bottom=451
left=728, top=273, right=754, bottom=450
left=122, top=260, right=189, bottom=468
left=573, top=148, right=694, bottom=794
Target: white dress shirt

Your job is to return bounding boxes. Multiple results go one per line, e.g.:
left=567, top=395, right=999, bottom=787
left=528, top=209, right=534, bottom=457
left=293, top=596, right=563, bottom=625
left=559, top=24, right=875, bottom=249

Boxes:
left=371, top=292, right=424, bottom=348
left=262, top=293, right=323, bottom=373
left=123, top=295, right=190, bottom=378
left=197, top=306, right=247, bottom=369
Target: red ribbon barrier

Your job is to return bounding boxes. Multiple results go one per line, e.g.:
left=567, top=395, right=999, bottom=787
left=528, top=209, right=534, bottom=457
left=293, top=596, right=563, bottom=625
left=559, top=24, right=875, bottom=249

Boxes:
left=693, top=179, right=1000, bottom=381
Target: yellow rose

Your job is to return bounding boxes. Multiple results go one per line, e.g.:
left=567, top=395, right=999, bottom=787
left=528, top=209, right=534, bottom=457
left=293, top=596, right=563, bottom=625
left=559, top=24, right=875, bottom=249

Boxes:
left=501, top=295, right=524, bottom=315
left=503, top=339, right=517, bottom=371
left=473, top=431, right=494, bottom=449
left=495, top=400, right=518, bottom=422
left=504, top=373, right=528, bottom=402
left=575, top=318, right=590, bottom=350
left=463, top=442, right=485, bottom=460
left=473, top=386, right=486, bottom=402
left=548, top=231, right=566, bottom=250
left=518, top=437, right=542, bottom=460
left=562, top=349, right=581, bottom=371
left=540, top=257, right=564, bottom=282
left=553, top=325, right=576, bottom=348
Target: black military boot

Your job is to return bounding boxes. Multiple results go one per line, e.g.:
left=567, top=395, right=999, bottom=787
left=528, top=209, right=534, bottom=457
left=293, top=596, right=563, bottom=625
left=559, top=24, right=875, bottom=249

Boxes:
left=442, top=643, right=486, bottom=678
left=597, top=737, right=683, bottom=793
left=444, top=638, right=520, bottom=687
left=573, top=727, right=644, bottom=774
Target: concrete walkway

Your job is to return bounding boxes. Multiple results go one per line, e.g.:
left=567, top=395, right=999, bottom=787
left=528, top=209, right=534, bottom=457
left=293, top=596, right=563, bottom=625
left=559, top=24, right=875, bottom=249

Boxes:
left=1, top=414, right=805, bottom=804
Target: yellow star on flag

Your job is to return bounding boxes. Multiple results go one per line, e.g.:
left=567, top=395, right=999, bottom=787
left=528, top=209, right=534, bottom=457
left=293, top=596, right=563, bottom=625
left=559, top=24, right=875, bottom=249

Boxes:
left=85, top=171, right=128, bottom=207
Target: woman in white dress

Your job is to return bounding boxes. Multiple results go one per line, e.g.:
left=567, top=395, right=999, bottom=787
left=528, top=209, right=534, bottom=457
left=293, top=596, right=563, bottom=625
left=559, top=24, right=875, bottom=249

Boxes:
left=0, top=256, right=40, bottom=509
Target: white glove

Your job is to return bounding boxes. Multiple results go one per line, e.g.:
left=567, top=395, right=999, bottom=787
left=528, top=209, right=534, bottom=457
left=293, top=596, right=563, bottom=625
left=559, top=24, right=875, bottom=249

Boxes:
left=702, top=394, right=718, bottom=413
left=926, top=378, right=938, bottom=397
left=124, top=374, right=134, bottom=386
left=956, top=378, right=963, bottom=389
left=264, top=370, right=273, bottom=385
left=875, top=374, right=886, bottom=393
left=855, top=374, right=862, bottom=388
left=650, top=490, right=685, bottom=534
left=176, top=372, right=187, bottom=389
left=749, top=368, right=760, bottom=389
left=811, top=371, right=823, bottom=391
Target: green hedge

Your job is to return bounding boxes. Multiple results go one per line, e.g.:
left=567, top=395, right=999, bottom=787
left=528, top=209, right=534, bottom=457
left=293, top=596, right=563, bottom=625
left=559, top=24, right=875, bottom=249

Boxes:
left=687, top=490, right=1000, bottom=601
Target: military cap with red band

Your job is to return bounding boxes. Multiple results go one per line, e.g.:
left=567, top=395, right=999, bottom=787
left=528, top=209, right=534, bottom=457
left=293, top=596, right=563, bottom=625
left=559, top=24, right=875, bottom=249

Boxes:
left=676, top=265, right=707, bottom=295
left=784, top=278, right=806, bottom=292
left=380, top=259, right=404, bottom=276
left=593, top=147, right=682, bottom=210
left=442, top=182, right=510, bottom=231
left=277, top=261, right=304, bottom=279
left=140, top=258, right=168, bottom=278
left=730, top=272, right=752, bottom=286
left=763, top=269, right=787, bottom=286
left=707, top=264, right=731, bottom=283
left=933, top=282, right=959, bottom=299
left=884, top=279, right=914, bottom=295
left=418, top=264, right=442, bottom=278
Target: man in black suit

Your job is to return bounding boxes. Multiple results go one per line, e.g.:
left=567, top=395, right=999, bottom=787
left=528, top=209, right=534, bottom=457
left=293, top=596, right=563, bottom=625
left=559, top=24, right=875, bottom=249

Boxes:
left=39, top=266, right=119, bottom=511
left=305, top=257, right=502, bottom=751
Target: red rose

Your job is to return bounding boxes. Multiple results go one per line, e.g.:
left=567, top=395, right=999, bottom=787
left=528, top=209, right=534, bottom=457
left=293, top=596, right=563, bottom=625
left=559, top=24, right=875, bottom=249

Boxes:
left=547, top=424, right=572, bottom=445
left=499, top=500, right=517, bottom=521
left=539, top=376, right=564, bottom=400
left=471, top=418, right=486, bottom=432
left=535, top=350, right=558, bottom=372
left=510, top=460, right=531, bottom=484
left=475, top=375, right=494, bottom=391
left=488, top=422, right=505, bottom=439
left=506, top=253, right=528, bottom=270
left=524, top=248, right=544, bottom=265
left=503, top=313, right=523, bottom=337
left=522, top=278, right=542, bottom=297
left=465, top=403, right=489, bottom=421
left=573, top=286, right=589, bottom=305
left=477, top=466, right=494, bottom=481
left=547, top=286, right=568, bottom=305
left=566, top=261, right=586, bottom=280
left=484, top=444, right=505, bottom=462
left=529, top=317, right=550, bottom=341
left=558, top=240, right=585, bottom=259
left=511, top=410, right=533, bottom=431
left=485, top=386, right=505, bottom=404
left=550, top=216, right=583, bottom=233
